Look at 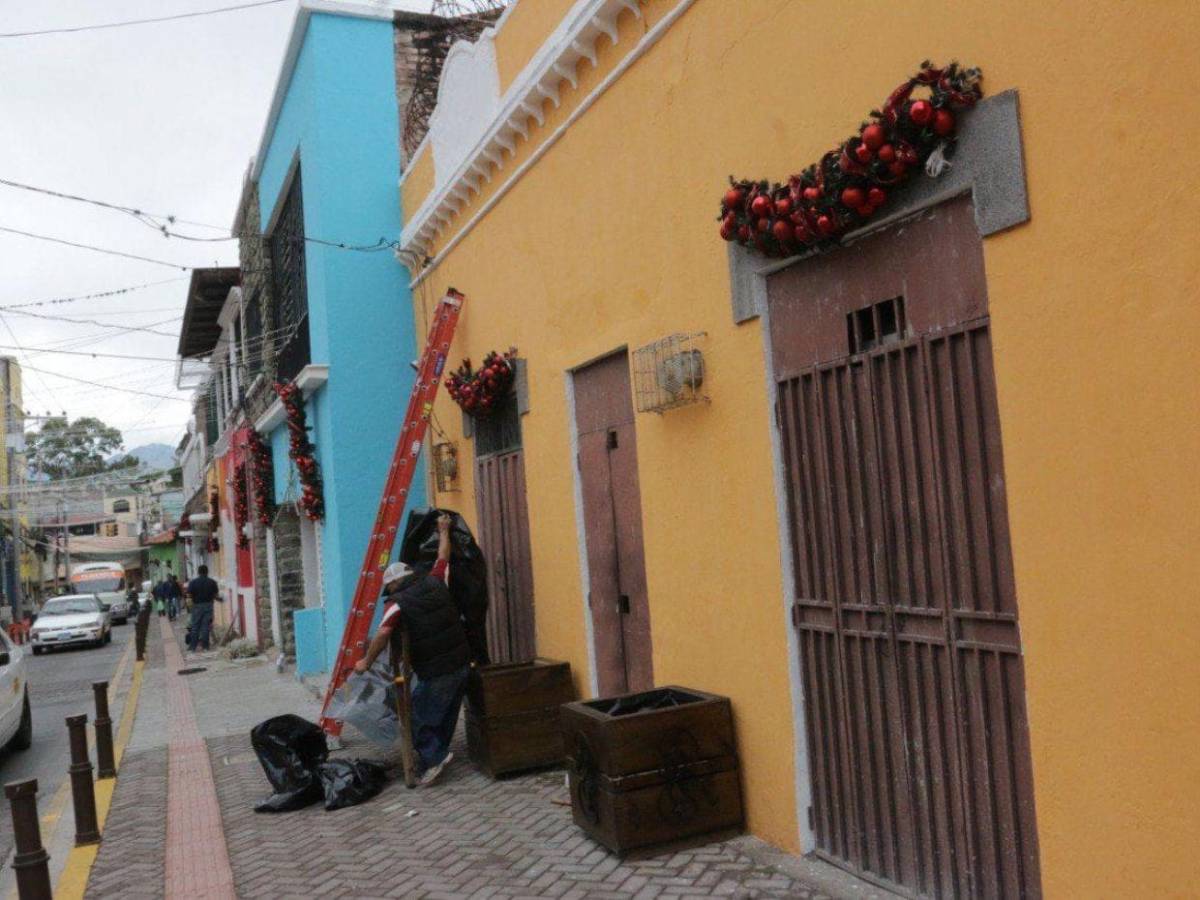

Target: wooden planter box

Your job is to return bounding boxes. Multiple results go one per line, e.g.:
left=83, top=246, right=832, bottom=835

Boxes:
left=560, top=686, right=743, bottom=855
left=465, top=658, right=575, bottom=777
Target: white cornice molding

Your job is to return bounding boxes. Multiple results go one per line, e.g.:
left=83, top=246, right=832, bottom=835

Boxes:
left=402, top=0, right=696, bottom=281
left=399, top=0, right=656, bottom=255
left=250, top=0, right=410, bottom=183
left=254, top=364, right=330, bottom=434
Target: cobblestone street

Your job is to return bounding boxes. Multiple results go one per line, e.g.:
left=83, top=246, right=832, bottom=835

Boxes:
left=80, top=622, right=892, bottom=899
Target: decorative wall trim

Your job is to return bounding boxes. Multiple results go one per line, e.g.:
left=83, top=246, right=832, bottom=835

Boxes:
left=404, top=0, right=697, bottom=285
left=254, top=364, right=330, bottom=433
left=728, top=90, right=1028, bottom=324
left=401, top=0, right=682, bottom=259
left=428, top=30, right=501, bottom=192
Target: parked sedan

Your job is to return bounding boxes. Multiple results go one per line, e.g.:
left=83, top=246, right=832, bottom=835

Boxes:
left=30, top=595, right=112, bottom=654
left=107, top=596, right=130, bottom=625
left=0, top=631, right=31, bottom=752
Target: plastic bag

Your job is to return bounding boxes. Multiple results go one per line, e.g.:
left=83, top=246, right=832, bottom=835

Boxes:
left=317, top=759, right=388, bottom=811
left=325, top=668, right=399, bottom=747
left=399, top=508, right=491, bottom=665
left=251, top=714, right=328, bottom=813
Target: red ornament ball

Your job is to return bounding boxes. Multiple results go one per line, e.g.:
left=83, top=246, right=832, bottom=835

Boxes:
left=840, top=187, right=866, bottom=209
left=861, top=124, right=886, bottom=151
left=802, top=186, right=821, bottom=203
left=772, top=219, right=793, bottom=244
left=877, top=144, right=896, bottom=164
left=816, top=215, right=835, bottom=236
left=724, top=188, right=745, bottom=210
left=867, top=187, right=886, bottom=206
left=909, top=100, right=933, bottom=126
left=854, top=143, right=873, bottom=164
left=756, top=218, right=770, bottom=233
left=774, top=198, right=791, bottom=216
left=720, top=220, right=736, bottom=241
left=738, top=225, right=750, bottom=241
left=933, top=108, right=955, bottom=136
left=793, top=223, right=810, bottom=242
left=750, top=195, right=772, bottom=218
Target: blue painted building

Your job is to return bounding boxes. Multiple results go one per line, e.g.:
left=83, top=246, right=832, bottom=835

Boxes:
left=238, top=1, right=425, bottom=676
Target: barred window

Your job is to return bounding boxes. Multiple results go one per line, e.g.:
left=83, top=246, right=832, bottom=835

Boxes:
left=269, top=169, right=310, bottom=382
left=243, top=289, right=263, bottom=377
left=474, top=391, right=521, bottom=457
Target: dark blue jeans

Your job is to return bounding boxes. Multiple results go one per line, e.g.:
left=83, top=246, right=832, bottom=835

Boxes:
left=188, top=603, right=214, bottom=651
left=411, top=665, right=468, bottom=772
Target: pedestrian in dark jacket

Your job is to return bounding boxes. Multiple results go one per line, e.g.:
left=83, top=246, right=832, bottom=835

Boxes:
left=185, top=566, right=222, bottom=652
left=354, top=514, right=466, bottom=786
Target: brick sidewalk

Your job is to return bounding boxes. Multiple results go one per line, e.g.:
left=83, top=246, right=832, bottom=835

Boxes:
left=86, top=622, right=882, bottom=899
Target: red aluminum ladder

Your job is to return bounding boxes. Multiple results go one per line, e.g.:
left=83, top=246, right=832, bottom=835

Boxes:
left=320, top=288, right=465, bottom=736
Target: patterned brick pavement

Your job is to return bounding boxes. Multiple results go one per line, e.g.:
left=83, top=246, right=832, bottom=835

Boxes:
left=212, top=729, right=833, bottom=900
left=160, top=617, right=236, bottom=899
left=86, top=620, right=878, bottom=899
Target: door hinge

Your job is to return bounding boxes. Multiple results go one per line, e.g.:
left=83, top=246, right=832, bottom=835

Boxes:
left=618, top=594, right=630, bottom=614
left=606, top=429, right=619, bottom=450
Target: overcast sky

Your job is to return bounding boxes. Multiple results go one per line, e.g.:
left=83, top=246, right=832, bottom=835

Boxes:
left=0, top=0, right=432, bottom=455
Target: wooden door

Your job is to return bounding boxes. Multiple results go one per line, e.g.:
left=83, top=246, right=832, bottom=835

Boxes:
left=573, top=351, right=653, bottom=696
left=475, top=448, right=536, bottom=663
left=769, top=198, right=1041, bottom=899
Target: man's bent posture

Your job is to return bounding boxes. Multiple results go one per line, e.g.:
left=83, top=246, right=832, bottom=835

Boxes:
left=354, top=514, right=468, bottom=786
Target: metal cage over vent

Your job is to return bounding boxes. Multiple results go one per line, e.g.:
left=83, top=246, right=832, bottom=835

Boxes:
left=632, top=332, right=708, bottom=414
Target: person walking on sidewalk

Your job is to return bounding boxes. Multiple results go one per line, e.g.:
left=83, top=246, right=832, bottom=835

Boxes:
left=185, top=565, right=222, bottom=652
left=153, top=579, right=168, bottom=617
left=354, top=513, right=468, bottom=787
left=165, top=574, right=182, bottom=621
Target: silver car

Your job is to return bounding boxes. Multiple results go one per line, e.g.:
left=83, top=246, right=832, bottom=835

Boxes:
left=30, top=595, right=112, bottom=654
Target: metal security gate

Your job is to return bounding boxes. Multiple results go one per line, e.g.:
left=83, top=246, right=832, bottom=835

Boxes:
left=475, top=449, right=536, bottom=663
left=769, top=199, right=1040, bottom=899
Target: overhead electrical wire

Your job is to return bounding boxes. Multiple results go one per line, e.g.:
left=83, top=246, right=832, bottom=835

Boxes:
left=0, top=277, right=189, bottom=311
left=18, top=363, right=192, bottom=403
left=0, top=0, right=289, bottom=39
left=4, top=307, right=180, bottom=336
left=0, top=224, right=204, bottom=270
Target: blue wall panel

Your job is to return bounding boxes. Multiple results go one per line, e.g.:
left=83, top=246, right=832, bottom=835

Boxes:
left=257, top=12, right=424, bottom=676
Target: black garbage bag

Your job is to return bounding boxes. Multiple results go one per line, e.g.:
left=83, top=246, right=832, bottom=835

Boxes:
left=399, top=508, right=491, bottom=665
left=317, top=759, right=388, bottom=811
left=251, top=714, right=329, bottom=813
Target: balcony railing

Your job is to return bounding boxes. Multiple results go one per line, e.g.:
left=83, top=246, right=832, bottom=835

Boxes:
left=275, top=315, right=311, bottom=385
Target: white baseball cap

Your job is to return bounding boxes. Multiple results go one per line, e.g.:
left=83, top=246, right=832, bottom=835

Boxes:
left=383, top=562, right=411, bottom=585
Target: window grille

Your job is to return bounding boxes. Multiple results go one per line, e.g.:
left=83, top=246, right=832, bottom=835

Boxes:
left=474, top=392, right=521, bottom=457
left=204, top=382, right=218, bottom=440
left=243, top=289, right=263, bottom=377
left=847, top=296, right=906, bottom=354
left=270, top=170, right=310, bottom=383
left=112, top=500, right=130, bottom=514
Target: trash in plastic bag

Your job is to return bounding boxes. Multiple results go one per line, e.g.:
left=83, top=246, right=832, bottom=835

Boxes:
left=324, top=667, right=399, bottom=747
left=399, top=508, right=491, bottom=665
left=251, top=714, right=328, bottom=813
left=317, top=758, right=388, bottom=811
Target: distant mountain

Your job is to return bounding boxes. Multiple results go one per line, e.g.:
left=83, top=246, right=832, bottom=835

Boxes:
left=125, top=443, right=176, bottom=472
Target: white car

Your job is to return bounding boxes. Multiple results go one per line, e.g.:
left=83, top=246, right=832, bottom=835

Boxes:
left=0, top=631, right=32, bottom=752
left=30, top=595, right=113, bottom=654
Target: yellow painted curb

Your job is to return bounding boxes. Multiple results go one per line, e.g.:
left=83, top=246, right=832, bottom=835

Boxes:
left=51, top=845, right=98, bottom=900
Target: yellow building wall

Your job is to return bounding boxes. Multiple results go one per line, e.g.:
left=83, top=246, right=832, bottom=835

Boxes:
left=492, top=0, right=579, bottom=94
left=413, top=1, right=1200, bottom=894
left=401, top=141, right=435, bottom=223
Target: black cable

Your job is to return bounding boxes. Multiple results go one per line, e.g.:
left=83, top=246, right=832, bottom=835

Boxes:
left=0, top=0, right=289, bottom=39
left=0, top=278, right=189, bottom=311
left=18, top=363, right=192, bottom=402
left=5, top=307, right=180, bottom=337
left=0, top=224, right=200, bottom=270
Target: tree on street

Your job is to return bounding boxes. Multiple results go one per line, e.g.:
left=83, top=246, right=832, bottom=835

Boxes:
left=25, top=416, right=139, bottom=480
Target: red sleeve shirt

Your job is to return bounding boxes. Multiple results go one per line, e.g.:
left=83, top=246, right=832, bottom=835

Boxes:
left=380, top=560, right=449, bottom=629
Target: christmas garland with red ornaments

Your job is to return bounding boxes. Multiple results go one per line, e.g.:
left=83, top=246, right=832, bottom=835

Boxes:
left=207, top=488, right=220, bottom=553
left=247, top=428, right=275, bottom=526
left=232, top=465, right=250, bottom=549
left=718, top=61, right=982, bottom=257
left=446, top=348, right=517, bottom=417
left=275, top=380, right=325, bottom=521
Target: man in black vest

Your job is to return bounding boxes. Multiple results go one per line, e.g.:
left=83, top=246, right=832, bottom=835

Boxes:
left=354, top=514, right=468, bottom=786
left=185, top=565, right=222, bottom=652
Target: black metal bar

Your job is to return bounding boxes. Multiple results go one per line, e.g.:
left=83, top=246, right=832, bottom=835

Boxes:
left=135, top=604, right=150, bottom=661
left=65, top=715, right=100, bottom=846
left=92, top=682, right=116, bottom=779
left=4, top=779, right=52, bottom=900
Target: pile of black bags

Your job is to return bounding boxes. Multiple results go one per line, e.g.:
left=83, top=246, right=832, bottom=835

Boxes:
left=251, top=715, right=387, bottom=813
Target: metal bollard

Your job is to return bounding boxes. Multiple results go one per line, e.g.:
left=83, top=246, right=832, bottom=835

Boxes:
left=5, top=780, right=52, bottom=900
left=92, top=682, right=116, bottom=779
left=65, top=715, right=101, bottom=846
left=135, top=607, right=149, bottom=662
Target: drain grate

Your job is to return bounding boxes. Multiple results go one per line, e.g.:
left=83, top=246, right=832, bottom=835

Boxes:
left=177, top=667, right=207, bottom=676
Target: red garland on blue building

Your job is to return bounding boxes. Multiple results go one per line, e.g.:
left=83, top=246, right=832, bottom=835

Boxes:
left=717, top=61, right=982, bottom=257
left=247, top=429, right=275, bottom=526
left=274, top=381, right=325, bottom=521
